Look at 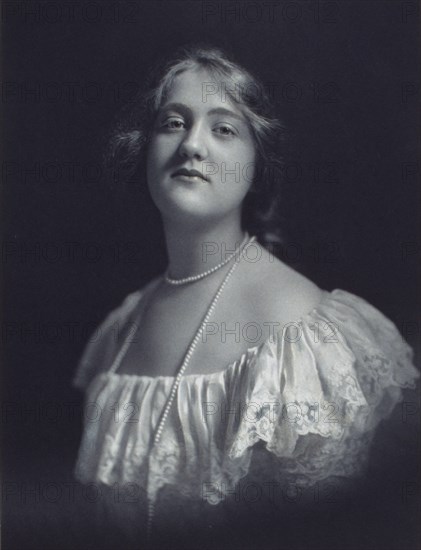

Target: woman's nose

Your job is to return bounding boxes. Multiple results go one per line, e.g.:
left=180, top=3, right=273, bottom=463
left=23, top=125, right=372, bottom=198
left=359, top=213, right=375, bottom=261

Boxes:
left=178, top=125, right=208, bottom=160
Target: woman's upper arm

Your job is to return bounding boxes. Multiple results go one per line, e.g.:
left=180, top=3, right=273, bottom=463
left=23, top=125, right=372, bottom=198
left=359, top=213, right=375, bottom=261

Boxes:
left=72, top=290, right=143, bottom=390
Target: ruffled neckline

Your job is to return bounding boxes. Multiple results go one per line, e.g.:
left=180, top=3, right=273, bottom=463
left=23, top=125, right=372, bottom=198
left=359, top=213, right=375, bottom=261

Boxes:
left=74, top=281, right=418, bottom=509
left=101, top=287, right=341, bottom=383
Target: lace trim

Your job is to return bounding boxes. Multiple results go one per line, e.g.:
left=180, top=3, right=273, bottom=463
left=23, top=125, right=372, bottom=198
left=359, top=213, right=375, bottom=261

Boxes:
left=73, top=289, right=419, bottom=507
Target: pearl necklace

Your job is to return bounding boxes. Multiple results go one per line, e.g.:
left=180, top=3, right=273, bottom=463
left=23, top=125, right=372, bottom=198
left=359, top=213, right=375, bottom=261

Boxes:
left=146, top=234, right=257, bottom=538
left=164, top=233, right=250, bottom=285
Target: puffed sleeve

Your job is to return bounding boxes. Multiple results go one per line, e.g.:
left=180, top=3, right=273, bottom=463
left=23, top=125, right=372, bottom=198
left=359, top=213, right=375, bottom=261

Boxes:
left=226, top=289, right=419, bottom=488
left=72, top=290, right=143, bottom=391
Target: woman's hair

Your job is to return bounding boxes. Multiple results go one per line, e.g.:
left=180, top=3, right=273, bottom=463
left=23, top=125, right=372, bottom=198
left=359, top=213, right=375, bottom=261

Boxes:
left=106, top=43, right=286, bottom=247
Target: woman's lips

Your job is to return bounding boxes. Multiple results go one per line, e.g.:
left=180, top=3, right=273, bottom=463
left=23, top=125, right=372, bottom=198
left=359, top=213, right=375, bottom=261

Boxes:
left=171, top=173, right=208, bottom=183
left=171, top=168, right=210, bottom=182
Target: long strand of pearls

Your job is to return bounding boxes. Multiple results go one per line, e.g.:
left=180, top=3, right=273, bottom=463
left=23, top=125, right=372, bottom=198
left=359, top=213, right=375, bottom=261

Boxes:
left=146, top=235, right=257, bottom=539
left=164, top=233, right=250, bottom=285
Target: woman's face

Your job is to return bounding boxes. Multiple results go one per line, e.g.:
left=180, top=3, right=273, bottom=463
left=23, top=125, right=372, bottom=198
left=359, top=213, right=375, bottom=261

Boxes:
left=146, top=67, right=257, bottom=226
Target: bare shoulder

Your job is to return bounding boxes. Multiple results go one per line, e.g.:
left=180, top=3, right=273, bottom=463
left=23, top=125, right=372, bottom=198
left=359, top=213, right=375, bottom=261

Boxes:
left=240, top=242, right=324, bottom=323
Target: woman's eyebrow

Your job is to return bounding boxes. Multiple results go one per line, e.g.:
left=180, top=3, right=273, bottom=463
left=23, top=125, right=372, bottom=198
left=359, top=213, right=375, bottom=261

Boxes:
left=158, top=102, right=189, bottom=115
left=206, top=107, right=245, bottom=122
left=159, top=103, right=245, bottom=122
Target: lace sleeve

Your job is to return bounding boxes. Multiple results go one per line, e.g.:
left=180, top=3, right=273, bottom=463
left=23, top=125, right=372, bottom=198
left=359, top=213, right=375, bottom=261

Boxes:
left=227, top=289, right=419, bottom=490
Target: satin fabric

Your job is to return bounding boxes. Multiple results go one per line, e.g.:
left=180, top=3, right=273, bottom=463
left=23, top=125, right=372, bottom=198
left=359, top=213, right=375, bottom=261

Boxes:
left=73, top=279, right=419, bottom=543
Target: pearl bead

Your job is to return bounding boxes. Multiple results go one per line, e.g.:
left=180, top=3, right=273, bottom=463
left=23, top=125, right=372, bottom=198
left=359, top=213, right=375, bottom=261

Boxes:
left=145, top=235, right=256, bottom=536
left=164, top=233, right=250, bottom=286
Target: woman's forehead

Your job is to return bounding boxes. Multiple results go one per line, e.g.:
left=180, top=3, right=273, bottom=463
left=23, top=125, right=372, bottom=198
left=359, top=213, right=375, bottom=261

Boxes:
left=162, top=67, right=245, bottom=116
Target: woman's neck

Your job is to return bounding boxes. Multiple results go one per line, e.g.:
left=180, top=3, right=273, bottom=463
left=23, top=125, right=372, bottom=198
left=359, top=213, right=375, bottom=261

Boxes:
left=162, top=217, right=247, bottom=279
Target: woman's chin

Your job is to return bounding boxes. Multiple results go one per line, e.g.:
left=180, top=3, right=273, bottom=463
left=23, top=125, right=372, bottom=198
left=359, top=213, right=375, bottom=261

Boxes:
left=156, top=199, right=217, bottom=224
left=152, top=190, right=219, bottom=221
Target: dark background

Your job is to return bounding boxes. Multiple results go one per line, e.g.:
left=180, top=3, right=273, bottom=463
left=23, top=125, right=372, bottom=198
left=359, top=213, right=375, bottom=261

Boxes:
left=2, top=1, right=420, bottom=549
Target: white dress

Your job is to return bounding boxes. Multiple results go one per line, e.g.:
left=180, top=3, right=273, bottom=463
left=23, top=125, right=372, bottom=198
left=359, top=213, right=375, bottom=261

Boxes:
left=73, top=276, right=419, bottom=548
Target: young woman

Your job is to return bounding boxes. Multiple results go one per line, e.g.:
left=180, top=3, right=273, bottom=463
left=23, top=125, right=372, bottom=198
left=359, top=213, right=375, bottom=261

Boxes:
left=73, top=45, right=419, bottom=549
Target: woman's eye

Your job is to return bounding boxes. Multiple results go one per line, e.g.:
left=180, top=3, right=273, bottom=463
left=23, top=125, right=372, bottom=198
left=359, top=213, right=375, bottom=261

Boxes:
left=214, top=125, right=236, bottom=136
left=162, top=118, right=185, bottom=130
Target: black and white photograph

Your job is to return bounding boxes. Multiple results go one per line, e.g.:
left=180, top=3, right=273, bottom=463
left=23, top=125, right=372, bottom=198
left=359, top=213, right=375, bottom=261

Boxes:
left=2, top=1, right=420, bottom=549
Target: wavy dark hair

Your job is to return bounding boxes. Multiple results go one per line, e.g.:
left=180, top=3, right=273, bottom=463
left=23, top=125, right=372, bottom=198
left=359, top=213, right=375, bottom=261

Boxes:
left=105, top=44, right=286, bottom=247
